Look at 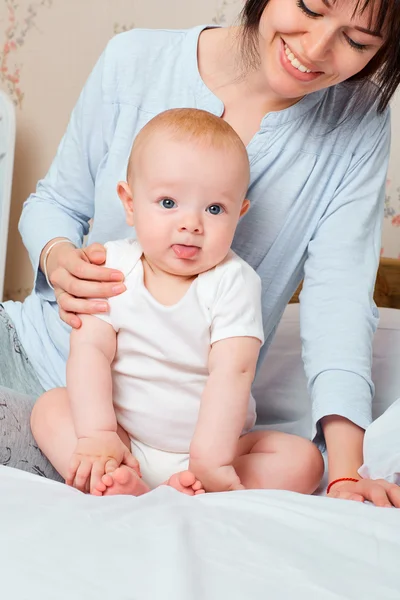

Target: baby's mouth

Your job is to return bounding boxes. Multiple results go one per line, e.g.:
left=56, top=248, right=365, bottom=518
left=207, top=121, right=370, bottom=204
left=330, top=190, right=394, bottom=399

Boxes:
left=171, top=244, right=200, bottom=259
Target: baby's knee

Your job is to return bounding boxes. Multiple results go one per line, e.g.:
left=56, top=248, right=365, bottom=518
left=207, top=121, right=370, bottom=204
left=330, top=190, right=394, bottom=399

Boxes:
left=30, top=388, right=68, bottom=435
left=291, top=437, right=324, bottom=494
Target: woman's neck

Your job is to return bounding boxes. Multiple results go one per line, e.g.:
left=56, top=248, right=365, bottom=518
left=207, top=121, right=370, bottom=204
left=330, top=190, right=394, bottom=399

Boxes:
left=198, top=26, right=303, bottom=115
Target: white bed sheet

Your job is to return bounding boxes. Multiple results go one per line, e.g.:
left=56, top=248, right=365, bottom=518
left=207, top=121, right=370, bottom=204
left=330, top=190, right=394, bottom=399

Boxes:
left=1, top=466, right=399, bottom=600
left=1, top=306, right=400, bottom=598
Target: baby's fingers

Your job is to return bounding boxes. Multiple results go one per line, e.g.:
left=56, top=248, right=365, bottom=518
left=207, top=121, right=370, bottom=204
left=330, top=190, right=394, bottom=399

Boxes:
left=123, top=450, right=141, bottom=476
left=74, top=460, right=92, bottom=492
left=230, top=482, right=245, bottom=491
left=104, top=458, right=119, bottom=475
left=90, top=459, right=107, bottom=494
left=66, top=455, right=80, bottom=487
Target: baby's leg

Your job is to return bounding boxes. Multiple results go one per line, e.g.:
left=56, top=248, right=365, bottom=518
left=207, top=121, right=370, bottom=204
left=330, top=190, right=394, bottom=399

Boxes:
left=31, top=388, right=80, bottom=480
left=233, top=430, right=324, bottom=494
left=31, top=389, right=149, bottom=495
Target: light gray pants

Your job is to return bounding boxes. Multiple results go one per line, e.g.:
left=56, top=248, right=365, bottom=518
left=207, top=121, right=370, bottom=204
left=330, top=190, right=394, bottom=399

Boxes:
left=0, top=305, right=63, bottom=481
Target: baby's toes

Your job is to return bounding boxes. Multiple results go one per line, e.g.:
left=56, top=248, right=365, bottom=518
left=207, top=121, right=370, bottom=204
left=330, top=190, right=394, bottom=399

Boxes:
left=192, top=479, right=204, bottom=492
left=194, top=488, right=206, bottom=495
left=92, top=480, right=107, bottom=495
left=179, top=470, right=197, bottom=488
left=101, top=473, right=115, bottom=488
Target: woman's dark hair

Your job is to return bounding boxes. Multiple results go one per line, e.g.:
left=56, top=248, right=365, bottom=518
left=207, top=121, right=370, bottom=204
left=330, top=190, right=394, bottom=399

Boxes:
left=240, top=0, right=400, bottom=113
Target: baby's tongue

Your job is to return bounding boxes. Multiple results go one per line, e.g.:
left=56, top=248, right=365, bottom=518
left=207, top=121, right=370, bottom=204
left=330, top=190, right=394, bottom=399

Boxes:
left=172, top=244, right=199, bottom=259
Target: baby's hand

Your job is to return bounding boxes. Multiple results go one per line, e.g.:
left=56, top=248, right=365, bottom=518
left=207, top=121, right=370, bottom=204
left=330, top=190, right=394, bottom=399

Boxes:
left=190, top=462, right=244, bottom=493
left=66, top=432, right=140, bottom=494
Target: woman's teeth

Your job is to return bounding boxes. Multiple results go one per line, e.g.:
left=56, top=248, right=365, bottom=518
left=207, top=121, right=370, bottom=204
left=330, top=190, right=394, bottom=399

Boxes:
left=284, top=43, right=313, bottom=73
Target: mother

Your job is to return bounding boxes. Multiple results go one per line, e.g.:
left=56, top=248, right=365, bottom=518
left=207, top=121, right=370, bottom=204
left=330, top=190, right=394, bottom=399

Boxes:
left=1, top=0, right=399, bottom=505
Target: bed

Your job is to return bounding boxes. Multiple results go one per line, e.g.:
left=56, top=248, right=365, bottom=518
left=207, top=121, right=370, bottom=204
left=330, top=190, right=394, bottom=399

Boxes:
left=1, top=295, right=400, bottom=599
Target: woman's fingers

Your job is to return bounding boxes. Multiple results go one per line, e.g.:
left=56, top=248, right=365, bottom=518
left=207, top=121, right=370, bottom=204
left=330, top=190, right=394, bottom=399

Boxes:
left=58, top=306, right=82, bottom=329
left=329, top=479, right=400, bottom=508
left=83, top=243, right=108, bottom=265
left=66, top=253, right=124, bottom=284
left=330, top=490, right=365, bottom=502
left=367, top=485, right=392, bottom=508
left=386, top=484, right=400, bottom=508
left=54, top=269, right=125, bottom=300
left=47, top=243, right=126, bottom=325
left=366, top=479, right=400, bottom=508
left=57, top=291, right=109, bottom=315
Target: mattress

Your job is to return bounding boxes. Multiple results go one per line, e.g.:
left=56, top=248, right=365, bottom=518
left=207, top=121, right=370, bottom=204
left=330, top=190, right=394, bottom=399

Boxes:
left=1, top=306, right=400, bottom=599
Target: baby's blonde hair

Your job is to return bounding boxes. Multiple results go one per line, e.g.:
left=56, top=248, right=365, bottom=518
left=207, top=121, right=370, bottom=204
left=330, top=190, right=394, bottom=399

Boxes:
left=127, top=108, right=249, bottom=183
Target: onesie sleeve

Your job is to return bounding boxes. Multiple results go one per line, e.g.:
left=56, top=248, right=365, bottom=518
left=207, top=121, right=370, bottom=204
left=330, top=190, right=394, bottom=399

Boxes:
left=210, top=257, right=264, bottom=345
left=92, top=239, right=141, bottom=332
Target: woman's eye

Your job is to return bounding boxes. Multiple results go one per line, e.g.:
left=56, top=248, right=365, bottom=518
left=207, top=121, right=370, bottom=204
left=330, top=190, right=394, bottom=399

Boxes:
left=159, top=198, right=176, bottom=209
left=344, top=34, right=368, bottom=52
left=296, top=0, right=321, bottom=18
left=206, top=204, right=224, bottom=215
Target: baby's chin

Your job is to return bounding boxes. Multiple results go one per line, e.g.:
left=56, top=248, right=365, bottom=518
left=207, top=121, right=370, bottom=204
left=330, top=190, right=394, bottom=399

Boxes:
left=166, top=255, right=230, bottom=278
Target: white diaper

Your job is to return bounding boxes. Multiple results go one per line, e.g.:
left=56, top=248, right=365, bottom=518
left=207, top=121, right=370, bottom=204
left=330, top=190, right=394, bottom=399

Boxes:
left=130, top=438, right=190, bottom=489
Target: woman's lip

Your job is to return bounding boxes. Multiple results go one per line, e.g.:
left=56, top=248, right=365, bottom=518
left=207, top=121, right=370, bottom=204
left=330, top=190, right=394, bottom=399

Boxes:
left=280, top=38, right=323, bottom=82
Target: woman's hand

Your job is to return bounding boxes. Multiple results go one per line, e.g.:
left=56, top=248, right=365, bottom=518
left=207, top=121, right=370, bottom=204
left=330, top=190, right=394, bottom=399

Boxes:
left=44, top=241, right=126, bottom=328
left=327, top=478, right=400, bottom=508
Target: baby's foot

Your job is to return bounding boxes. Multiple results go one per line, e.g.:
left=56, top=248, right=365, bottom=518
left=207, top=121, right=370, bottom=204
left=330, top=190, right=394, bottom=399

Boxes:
left=164, top=470, right=205, bottom=496
left=94, top=465, right=151, bottom=497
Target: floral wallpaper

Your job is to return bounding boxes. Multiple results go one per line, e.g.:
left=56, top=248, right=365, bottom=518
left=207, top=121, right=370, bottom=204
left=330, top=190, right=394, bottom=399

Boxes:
left=0, top=0, right=398, bottom=300
left=1, top=0, right=53, bottom=108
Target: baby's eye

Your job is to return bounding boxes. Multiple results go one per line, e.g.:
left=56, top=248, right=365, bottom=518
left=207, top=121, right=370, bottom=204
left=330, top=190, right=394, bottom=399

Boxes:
left=206, top=204, right=224, bottom=215
left=159, top=198, right=176, bottom=209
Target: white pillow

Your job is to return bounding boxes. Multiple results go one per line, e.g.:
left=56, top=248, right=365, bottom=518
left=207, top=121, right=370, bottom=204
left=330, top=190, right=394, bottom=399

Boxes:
left=253, top=304, right=400, bottom=439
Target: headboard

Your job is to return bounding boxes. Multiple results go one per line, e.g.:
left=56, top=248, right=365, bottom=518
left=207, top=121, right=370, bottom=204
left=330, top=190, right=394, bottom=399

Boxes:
left=0, top=91, right=16, bottom=301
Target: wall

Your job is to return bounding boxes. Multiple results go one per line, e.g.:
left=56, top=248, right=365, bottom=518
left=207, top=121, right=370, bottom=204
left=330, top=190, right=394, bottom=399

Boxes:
left=0, top=0, right=398, bottom=300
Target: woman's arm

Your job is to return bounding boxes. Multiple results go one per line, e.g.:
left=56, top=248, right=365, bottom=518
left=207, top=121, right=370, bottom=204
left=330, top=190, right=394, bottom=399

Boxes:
left=19, top=50, right=109, bottom=301
left=300, top=108, right=391, bottom=498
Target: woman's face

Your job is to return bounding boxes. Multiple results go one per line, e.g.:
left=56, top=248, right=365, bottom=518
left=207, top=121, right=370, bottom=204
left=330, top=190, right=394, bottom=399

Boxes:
left=257, top=0, right=385, bottom=100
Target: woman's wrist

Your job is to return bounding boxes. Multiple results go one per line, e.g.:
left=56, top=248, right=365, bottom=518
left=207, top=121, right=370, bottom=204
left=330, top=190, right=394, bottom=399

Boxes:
left=40, top=238, right=75, bottom=283
left=321, top=415, right=365, bottom=482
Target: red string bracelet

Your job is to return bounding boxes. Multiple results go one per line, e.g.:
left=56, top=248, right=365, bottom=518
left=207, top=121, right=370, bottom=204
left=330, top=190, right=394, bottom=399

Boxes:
left=327, top=477, right=359, bottom=494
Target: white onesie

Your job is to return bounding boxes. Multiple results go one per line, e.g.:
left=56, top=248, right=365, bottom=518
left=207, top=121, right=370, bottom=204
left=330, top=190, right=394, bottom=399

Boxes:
left=95, top=239, right=264, bottom=487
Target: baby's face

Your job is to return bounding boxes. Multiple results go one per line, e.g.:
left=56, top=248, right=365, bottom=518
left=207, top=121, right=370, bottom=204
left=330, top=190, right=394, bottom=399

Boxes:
left=119, top=134, right=249, bottom=277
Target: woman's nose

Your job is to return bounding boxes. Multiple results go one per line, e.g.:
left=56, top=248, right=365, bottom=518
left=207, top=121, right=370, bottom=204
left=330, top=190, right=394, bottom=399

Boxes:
left=301, top=23, right=335, bottom=64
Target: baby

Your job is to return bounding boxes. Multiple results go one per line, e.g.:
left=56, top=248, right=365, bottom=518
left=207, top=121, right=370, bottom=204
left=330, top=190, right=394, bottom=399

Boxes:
left=31, top=108, right=323, bottom=497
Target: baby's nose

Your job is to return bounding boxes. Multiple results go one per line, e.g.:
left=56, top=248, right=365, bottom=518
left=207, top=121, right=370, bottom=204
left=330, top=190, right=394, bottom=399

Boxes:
left=179, top=215, right=203, bottom=233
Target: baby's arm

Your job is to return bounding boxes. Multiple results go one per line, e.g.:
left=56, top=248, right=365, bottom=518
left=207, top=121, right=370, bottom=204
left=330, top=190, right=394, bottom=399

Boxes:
left=189, top=336, right=261, bottom=492
left=66, top=315, right=137, bottom=491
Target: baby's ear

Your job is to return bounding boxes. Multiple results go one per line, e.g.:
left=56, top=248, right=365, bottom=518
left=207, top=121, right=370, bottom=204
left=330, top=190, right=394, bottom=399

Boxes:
left=240, top=199, right=250, bottom=217
left=117, top=181, right=135, bottom=226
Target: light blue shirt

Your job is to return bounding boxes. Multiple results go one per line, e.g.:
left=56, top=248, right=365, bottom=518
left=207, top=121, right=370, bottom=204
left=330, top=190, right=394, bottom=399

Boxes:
left=4, top=25, right=390, bottom=439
